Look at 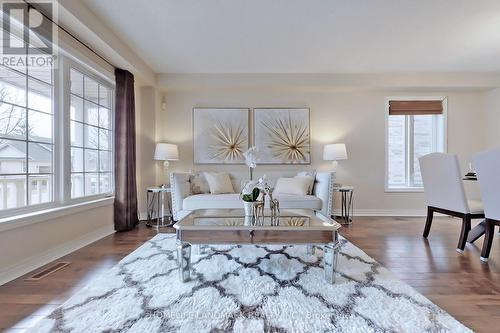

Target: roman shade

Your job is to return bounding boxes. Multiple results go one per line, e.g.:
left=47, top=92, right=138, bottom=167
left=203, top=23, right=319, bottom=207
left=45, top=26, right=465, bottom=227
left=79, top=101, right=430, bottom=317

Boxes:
left=389, top=100, right=443, bottom=116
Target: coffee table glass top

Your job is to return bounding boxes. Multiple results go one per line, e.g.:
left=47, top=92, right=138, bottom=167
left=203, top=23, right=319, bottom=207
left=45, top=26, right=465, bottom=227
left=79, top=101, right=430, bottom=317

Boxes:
left=174, top=209, right=341, bottom=231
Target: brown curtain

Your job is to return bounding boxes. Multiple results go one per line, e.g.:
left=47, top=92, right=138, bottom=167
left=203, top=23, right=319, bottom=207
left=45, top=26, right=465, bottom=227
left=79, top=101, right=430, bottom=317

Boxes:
left=113, top=69, right=138, bottom=232
left=389, top=100, right=443, bottom=116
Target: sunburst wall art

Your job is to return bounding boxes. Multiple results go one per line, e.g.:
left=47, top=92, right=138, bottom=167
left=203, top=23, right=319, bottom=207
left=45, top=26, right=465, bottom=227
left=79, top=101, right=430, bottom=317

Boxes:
left=193, top=108, right=249, bottom=164
left=254, top=108, right=310, bottom=164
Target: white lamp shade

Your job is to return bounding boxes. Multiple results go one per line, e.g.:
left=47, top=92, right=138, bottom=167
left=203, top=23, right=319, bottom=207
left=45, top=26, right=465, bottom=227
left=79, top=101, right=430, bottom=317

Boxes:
left=323, top=144, right=348, bottom=161
left=154, top=143, right=179, bottom=161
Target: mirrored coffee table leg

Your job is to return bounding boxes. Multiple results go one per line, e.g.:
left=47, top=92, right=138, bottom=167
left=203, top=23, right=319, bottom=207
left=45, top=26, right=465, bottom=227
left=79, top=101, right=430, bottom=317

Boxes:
left=324, top=232, right=340, bottom=284
left=177, top=241, right=191, bottom=282
left=307, top=244, right=316, bottom=255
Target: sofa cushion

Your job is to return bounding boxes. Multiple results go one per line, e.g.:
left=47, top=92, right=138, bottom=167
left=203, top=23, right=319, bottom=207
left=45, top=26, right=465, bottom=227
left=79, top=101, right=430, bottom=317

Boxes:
left=274, top=177, right=310, bottom=196
left=297, top=170, right=317, bottom=194
left=183, top=194, right=242, bottom=210
left=204, top=172, right=235, bottom=194
left=182, top=193, right=322, bottom=211
left=188, top=172, right=210, bottom=194
left=274, top=194, right=322, bottom=210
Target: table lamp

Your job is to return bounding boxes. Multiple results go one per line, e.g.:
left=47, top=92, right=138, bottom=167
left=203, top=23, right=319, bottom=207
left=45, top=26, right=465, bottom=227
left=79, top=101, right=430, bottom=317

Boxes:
left=323, top=143, right=348, bottom=170
left=154, top=143, right=179, bottom=170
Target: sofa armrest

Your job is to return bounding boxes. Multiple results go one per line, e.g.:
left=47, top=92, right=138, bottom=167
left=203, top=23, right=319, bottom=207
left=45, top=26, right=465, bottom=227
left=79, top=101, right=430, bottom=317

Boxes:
left=170, top=172, right=191, bottom=221
left=313, top=171, right=335, bottom=217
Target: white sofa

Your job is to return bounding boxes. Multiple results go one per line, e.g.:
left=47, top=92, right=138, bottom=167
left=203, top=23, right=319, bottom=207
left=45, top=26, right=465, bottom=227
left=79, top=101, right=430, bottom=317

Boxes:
left=170, top=170, right=335, bottom=221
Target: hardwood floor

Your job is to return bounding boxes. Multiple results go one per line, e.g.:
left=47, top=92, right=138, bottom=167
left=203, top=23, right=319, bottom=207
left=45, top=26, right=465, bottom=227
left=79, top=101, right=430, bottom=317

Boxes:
left=0, top=216, right=499, bottom=332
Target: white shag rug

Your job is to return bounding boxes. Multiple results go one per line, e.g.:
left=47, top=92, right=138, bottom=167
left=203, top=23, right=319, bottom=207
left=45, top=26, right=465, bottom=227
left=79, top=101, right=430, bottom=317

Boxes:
left=33, top=234, right=472, bottom=333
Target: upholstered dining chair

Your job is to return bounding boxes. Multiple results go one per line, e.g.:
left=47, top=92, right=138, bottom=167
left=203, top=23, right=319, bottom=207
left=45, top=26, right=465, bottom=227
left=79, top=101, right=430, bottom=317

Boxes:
left=419, top=153, right=485, bottom=253
left=473, top=148, right=500, bottom=262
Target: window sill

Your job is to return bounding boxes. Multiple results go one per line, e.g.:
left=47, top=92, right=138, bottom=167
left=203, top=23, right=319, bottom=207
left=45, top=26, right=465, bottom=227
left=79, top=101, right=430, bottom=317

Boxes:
left=385, top=187, right=424, bottom=193
left=0, top=197, right=115, bottom=233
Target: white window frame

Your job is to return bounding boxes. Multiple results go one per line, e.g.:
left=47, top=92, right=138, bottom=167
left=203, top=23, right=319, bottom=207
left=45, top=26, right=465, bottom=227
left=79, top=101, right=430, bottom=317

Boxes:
left=384, top=96, right=448, bottom=193
left=63, top=58, right=115, bottom=204
left=0, top=56, right=58, bottom=216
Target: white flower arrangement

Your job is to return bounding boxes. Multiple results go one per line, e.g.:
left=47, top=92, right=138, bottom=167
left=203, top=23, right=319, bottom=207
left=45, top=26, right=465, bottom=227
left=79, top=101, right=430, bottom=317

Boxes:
left=240, top=175, right=268, bottom=202
left=243, top=146, right=259, bottom=169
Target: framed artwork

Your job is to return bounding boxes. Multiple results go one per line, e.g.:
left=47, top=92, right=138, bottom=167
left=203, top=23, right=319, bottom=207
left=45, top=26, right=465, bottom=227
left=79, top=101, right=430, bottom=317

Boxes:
left=254, top=108, right=310, bottom=164
left=193, top=108, right=249, bottom=164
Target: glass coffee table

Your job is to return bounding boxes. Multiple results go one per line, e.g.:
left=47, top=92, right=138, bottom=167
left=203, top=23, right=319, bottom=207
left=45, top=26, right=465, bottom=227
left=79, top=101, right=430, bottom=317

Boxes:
left=173, top=209, right=342, bottom=284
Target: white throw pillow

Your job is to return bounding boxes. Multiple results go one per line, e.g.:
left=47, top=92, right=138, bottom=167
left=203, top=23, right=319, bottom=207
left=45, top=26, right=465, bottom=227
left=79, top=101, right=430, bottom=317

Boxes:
left=203, top=172, right=235, bottom=194
left=189, top=172, right=210, bottom=194
left=274, top=177, right=310, bottom=196
left=296, top=171, right=316, bottom=194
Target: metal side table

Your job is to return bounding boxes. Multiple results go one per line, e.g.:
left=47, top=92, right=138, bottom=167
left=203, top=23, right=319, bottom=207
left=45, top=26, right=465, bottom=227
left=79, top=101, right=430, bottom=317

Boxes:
left=146, top=185, right=173, bottom=230
left=333, top=185, right=354, bottom=225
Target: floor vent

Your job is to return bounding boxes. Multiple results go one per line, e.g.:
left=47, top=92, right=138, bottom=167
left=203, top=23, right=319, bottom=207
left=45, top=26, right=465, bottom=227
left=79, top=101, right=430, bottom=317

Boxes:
left=25, top=262, right=71, bottom=281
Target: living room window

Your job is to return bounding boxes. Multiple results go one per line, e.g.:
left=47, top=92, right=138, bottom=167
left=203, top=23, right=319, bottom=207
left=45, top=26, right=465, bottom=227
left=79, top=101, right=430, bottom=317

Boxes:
left=385, top=98, right=446, bottom=191
left=69, top=68, right=113, bottom=198
left=0, top=21, right=114, bottom=218
left=0, top=30, right=54, bottom=211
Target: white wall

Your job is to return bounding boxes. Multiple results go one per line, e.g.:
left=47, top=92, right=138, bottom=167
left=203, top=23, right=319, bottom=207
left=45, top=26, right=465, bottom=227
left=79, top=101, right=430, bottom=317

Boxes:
left=0, top=203, right=113, bottom=285
left=484, top=88, right=500, bottom=148
left=135, top=86, right=159, bottom=218
left=156, top=79, right=490, bottom=215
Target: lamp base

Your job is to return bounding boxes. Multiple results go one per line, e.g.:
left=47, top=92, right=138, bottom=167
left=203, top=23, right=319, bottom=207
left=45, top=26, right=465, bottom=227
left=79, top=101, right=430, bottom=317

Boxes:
left=331, top=161, right=339, bottom=171
left=161, top=161, right=170, bottom=185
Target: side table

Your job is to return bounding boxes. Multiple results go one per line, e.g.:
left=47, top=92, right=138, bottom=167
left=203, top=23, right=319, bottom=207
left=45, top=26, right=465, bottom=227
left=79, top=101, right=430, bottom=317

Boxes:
left=333, top=186, right=354, bottom=225
left=146, top=185, right=173, bottom=230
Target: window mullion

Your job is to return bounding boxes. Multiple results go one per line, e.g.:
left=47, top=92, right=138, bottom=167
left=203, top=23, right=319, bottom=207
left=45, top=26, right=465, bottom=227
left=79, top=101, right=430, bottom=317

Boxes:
left=409, top=115, right=415, bottom=187
left=25, top=43, right=29, bottom=207
left=432, top=115, right=438, bottom=152
left=59, top=57, right=71, bottom=203
left=404, top=116, right=408, bottom=187
left=82, top=77, right=86, bottom=196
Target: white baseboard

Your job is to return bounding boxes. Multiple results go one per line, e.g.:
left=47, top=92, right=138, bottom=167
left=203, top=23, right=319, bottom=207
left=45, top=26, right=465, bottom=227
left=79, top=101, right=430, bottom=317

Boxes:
left=0, top=224, right=114, bottom=286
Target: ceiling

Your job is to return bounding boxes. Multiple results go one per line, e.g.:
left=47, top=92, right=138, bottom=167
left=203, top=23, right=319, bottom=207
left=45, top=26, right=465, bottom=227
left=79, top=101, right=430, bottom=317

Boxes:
left=82, top=0, right=500, bottom=74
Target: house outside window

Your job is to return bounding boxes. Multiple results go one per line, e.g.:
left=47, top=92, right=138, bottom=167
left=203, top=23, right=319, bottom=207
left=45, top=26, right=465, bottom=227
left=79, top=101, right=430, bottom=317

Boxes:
left=385, top=98, right=447, bottom=191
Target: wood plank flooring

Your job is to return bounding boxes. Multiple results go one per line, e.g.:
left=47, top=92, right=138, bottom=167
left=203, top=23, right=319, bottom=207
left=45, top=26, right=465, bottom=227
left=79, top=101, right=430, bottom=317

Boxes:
left=0, top=216, right=499, bottom=332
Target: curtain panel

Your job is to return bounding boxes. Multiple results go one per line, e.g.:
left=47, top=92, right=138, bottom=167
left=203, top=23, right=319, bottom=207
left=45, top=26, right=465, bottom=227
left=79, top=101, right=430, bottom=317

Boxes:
left=113, top=69, right=139, bottom=231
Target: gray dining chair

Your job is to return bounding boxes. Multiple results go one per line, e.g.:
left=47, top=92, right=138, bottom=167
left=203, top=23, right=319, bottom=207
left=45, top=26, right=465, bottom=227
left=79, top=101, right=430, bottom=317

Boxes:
left=473, top=148, right=500, bottom=262
left=419, top=153, right=484, bottom=253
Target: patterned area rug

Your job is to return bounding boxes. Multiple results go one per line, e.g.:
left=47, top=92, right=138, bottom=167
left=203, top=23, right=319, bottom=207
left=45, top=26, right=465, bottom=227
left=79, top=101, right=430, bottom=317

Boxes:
left=33, top=234, right=472, bottom=333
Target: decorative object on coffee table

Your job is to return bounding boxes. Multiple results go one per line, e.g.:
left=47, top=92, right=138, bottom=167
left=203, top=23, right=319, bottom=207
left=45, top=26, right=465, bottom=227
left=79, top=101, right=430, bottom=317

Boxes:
left=262, top=180, right=280, bottom=222
left=193, top=107, right=249, bottom=164
left=240, top=179, right=261, bottom=217
left=254, top=108, right=310, bottom=164
left=243, top=145, right=260, bottom=180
